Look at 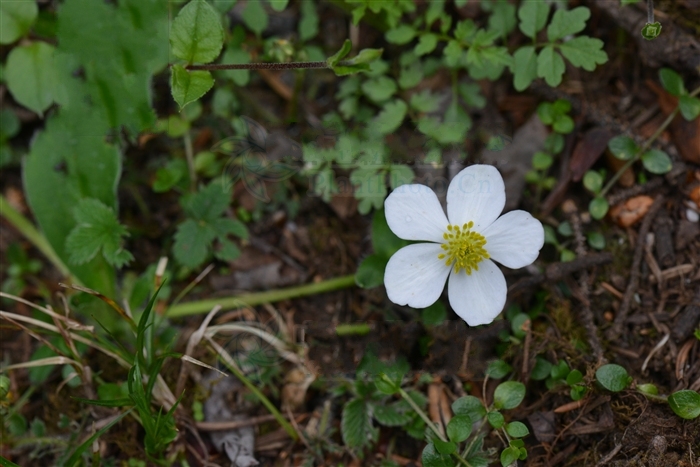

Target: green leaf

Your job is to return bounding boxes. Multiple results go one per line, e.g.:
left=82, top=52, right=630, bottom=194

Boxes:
left=458, top=82, right=486, bottom=108
left=494, top=381, right=526, bottom=410
left=5, top=42, right=56, bottom=116
left=518, top=0, right=549, bottom=39
left=268, top=0, right=288, bottom=12
left=530, top=357, right=552, bottom=381
left=415, top=33, right=438, bottom=56
left=537, top=46, right=565, bottom=87
left=679, top=95, right=700, bottom=121
left=389, top=164, right=413, bottom=189
left=170, top=0, right=224, bottom=63
left=486, top=360, right=513, bottom=379
left=641, top=21, right=662, bottom=40
left=547, top=7, right=590, bottom=41
left=452, top=395, right=487, bottom=420
left=65, top=198, right=133, bottom=268
left=219, top=47, right=250, bottom=86
left=513, top=46, right=538, bottom=91
left=215, top=238, right=241, bottom=261
left=355, top=254, right=386, bottom=288
left=505, top=421, right=529, bottom=438
left=372, top=99, right=407, bottom=135
left=608, top=135, right=638, bottom=160
left=386, top=25, right=416, bottom=45
left=343, top=48, right=384, bottom=67
left=532, top=151, right=553, bottom=170
left=410, top=89, right=442, bottom=113
left=0, top=0, right=38, bottom=44
left=362, top=76, right=397, bottom=102
left=298, top=0, right=319, bottom=41
left=589, top=196, right=609, bottom=220
left=422, top=443, right=453, bottom=467
left=595, top=364, right=632, bottom=392
left=488, top=1, right=517, bottom=36
left=587, top=232, right=606, bottom=250
left=583, top=170, right=603, bottom=193
left=327, top=39, right=352, bottom=67
left=421, top=302, right=447, bottom=326
left=242, top=0, right=268, bottom=35
left=372, top=403, right=411, bottom=426
left=553, top=114, right=574, bottom=134
left=559, top=36, right=608, bottom=71
left=341, top=398, right=375, bottom=449
left=637, top=383, right=659, bottom=396
left=487, top=410, right=505, bottom=428
left=173, top=219, right=216, bottom=269
left=171, top=64, right=214, bottom=110
left=566, top=369, right=583, bottom=385
left=641, top=149, right=672, bottom=174
left=668, top=390, right=700, bottom=419
left=500, top=446, right=520, bottom=467
left=433, top=438, right=457, bottom=456
left=447, top=414, right=472, bottom=443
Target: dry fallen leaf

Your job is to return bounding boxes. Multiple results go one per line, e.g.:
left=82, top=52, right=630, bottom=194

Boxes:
left=570, top=127, right=614, bottom=182
left=689, top=185, right=700, bottom=209
left=609, top=195, right=655, bottom=227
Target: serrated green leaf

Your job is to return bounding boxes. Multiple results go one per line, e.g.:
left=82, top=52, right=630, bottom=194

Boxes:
left=181, top=180, right=230, bottom=221
left=595, top=364, right=631, bottom=392
left=513, top=46, right=538, bottom=91
left=547, top=7, right=590, bottom=41
left=537, top=46, right=565, bottom=87
left=494, top=381, right=526, bottom=409
left=608, top=135, right=638, bottom=160
left=386, top=25, right=416, bottom=45
left=668, top=390, right=700, bottom=419
left=422, top=443, right=453, bottom=467
left=65, top=198, right=133, bottom=268
left=372, top=99, right=407, bottom=135
left=214, top=238, right=241, bottom=261
left=679, top=95, right=700, bottom=121
left=171, top=65, right=214, bottom=110
left=173, top=218, right=217, bottom=268
left=355, top=254, right=386, bottom=289
left=372, top=403, right=411, bottom=426
left=361, top=76, right=397, bottom=102
left=5, top=42, right=56, bottom=116
left=298, top=0, right=319, bottom=41
left=170, top=0, right=224, bottom=64
left=341, top=398, right=375, bottom=449
left=518, top=0, right=549, bottom=38
left=409, top=89, right=442, bottom=113
left=488, top=0, right=517, bottom=36
left=0, top=1, right=38, bottom=44
left=415, top=33, right=438, bottom=56
left=458, top=82, right=486, bottom=108
left=641, top=149, right=672, bottom=174
left=242, top=0, right=268, bottom=35
left=559, top=36, right=608, bottom=71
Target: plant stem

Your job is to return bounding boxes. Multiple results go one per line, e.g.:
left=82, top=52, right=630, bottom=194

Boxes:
left=600, top=84, right=700, bottom=198
left=0, top=194, right=77, bottom=283
left=386, top=376, right=472, bottom=467
left=647, top=0, right=655, bottom=23
left=166, top=274, right=357, bottom=317
left=186, top=61, right=331, bottom=71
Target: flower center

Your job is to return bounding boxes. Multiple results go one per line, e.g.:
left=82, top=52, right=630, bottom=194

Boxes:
left=438, top=221, right=489, bottom=275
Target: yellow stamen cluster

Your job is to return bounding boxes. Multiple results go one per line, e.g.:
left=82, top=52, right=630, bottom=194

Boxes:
left=438, top=221, right=489, bottom=275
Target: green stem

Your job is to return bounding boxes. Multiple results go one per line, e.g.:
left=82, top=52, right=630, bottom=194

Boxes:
left=386, top=376, right=472, bottom=467
left=600, top=84, right=700, bottom=198
left=0, top=194, right=77, bottom=283
left=221, top=358, right=298, bottom=441
left=166, top=274, right=357, bottom=317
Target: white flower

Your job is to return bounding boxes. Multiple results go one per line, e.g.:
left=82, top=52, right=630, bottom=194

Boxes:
left=383, top=164, right=544, bottom=326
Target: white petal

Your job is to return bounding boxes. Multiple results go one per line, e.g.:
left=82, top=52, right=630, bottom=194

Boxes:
left=481, top=210, right=545, bottom=269
left=385, top=184, right=448, bottom=243
left=384, top=243, right=450, bottom=309
left=447, top=259, right=506, bottom=326
left=446, top=165, right=505, bottom=230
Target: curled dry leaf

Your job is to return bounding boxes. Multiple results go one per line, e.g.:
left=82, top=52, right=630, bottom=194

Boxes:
left=570, top=127, right=614, bottom=182
left=609, top=195, right=655, bottom=227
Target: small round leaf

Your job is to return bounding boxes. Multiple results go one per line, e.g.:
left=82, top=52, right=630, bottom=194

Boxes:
left=505, top=421, right=529, bottom=438
left=595, top=364, right=631, bottom=392
left=641, top=149, right=672, bottom=174
left=668, top=390, right=700, bottom=419
left=589, top=197, right=609, bottom=220
left=494, top=381, right=526, bottom=410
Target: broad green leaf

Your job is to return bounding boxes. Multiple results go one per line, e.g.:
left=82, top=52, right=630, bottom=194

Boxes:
left=595, top=364, right=631, bottom=392
left=547, top=7, right=590, bottom=41
left=372, top=99, right=407, bottom=135
left=589, top=196, right=609, bottom=220
left=0, top=1, right=38, bottom=44
left=433, top=438, right=456, bottom=456
left=679, top=95, right=700, bottom=121
left=171, top=65, right=214, bottom=110
left=668, top=390, right=700, bottom=419
left=355, top=254, right=386, bottom=288
left=641, top=149, right=672, bottom=174
left=513, top=46, right=538, bottom=91
left=537, top=46, right=565, bottom=87
left=559, top=36, right=608, bottom=71
left=415, top=33, right=438, bottom=56
left=658, top=68, right=685, bottom=96
left=170, top=0, right=224, bottom=63
left=65, top=198, right=133, bottom=268
left=493, top=381, right=526, bottom=409
left=518, top=0, right=549, bottom=38
left=5, top=42, right=56, bottom=116
left=298, top=0, right=319, bottom=41
left=242, top=0, right=268, bottom=35
left=446, top=414, right=472, bottom=443
left=386, top=25, right=416, bottom=45
left=608, top=135, right=638, bottom=160
left=341, top=398, right=375, bottom=449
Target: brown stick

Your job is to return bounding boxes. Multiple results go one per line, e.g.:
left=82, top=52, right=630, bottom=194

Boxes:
left=606, top=196, right=665, bottom=340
